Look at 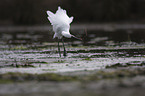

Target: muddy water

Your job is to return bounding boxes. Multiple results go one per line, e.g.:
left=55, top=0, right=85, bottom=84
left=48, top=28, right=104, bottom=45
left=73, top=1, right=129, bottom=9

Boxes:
left=0, top=28, right=145, bottom=96
left=0, top=29, right=145, bottom=73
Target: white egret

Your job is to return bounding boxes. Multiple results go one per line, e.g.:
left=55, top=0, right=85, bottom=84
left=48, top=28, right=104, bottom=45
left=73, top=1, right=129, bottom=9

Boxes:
left=46, top=6, right=81, bottom=57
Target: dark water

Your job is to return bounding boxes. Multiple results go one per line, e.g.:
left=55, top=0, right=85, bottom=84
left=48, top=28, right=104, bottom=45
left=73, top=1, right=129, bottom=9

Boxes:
left=0, top=29, right=145, bottom=46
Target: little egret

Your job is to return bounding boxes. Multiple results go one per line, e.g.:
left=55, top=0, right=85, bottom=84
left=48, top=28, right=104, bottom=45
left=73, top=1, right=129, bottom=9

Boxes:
left=46, top=6, right=81, bottom=57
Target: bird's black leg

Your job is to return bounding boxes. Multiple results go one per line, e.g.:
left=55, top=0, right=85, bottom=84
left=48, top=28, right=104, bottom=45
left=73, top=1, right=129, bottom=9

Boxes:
left=62, top=38, right=67, bottom=57
left=58, top=39, right=61, bottom=57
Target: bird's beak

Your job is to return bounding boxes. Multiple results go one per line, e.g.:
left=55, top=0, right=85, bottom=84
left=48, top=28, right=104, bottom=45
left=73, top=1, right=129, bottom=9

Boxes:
left=71, top=35, right=82, bottom=40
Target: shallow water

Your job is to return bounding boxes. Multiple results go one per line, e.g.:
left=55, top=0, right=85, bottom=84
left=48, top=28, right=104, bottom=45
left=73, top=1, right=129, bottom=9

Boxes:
left=0, top=29, right=145, bottom=73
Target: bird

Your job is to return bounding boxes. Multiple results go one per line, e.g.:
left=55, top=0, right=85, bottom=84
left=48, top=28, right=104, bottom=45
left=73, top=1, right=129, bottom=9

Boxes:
left=46, top=6, right=81, bottom=57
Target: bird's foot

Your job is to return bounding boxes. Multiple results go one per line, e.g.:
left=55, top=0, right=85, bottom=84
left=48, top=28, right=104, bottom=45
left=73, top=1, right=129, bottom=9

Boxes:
left=59, top=54, right=61, bottom=57
left=58, top=52, right=61, bottom=57
left=63, top=51, right=67, bottom=57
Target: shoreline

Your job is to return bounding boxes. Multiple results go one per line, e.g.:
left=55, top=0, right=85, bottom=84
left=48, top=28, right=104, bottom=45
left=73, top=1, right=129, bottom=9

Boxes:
left=1, top=23, right=145, bottom=32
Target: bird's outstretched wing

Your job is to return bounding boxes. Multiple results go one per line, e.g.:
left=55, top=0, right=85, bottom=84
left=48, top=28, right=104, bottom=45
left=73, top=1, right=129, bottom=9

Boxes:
left=47, top=6, right=73, bottom=26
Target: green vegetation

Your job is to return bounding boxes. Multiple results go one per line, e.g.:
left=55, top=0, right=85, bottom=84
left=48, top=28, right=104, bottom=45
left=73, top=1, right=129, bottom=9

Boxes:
left=52, top=60, right=66, bottom=63
left=29, top=61, right=48, bottom=64
left=10, top=46, right=28, bottom=50
left=106, top=62, right=145, bottom=68
left=42, top=69, right=57, bottom=71
left=0, top=64, right=35, bottom=68
left=82, top=58, right=92, bottom=61
left=1, top=68, right=145, bottom=83
left=0, top=72, right=77, bottom=83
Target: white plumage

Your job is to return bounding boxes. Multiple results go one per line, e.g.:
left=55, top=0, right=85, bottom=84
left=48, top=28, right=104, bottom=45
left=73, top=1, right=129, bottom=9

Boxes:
left=47, top=6, right=74, bottom=39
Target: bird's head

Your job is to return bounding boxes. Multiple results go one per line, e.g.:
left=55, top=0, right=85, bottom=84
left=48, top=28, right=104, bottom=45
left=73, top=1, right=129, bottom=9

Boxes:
left=62, top=31, right=71, bottom=38
left=62, top=31, right=82, bottom=40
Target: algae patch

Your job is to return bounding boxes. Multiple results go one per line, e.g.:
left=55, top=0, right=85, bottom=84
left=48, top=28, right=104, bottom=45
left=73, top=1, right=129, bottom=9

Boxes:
left=82, top=58, right=92, bottom=61
left=0, top=64, right=35, bottom=68
left=0, top=72, right=77, bottom=83
left=42, top=69, right=57, bottom=71
left=52, top=60, right=66, bottom=63
left=106, top=61, right=145, bottom=68
left=29, top=61, right=48, bottom=64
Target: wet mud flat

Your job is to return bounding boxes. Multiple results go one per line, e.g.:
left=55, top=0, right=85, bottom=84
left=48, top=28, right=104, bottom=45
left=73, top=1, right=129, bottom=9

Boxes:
left=0, top=68, right=145, bottom=96
left=0, top=25, right=145, bottom=96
